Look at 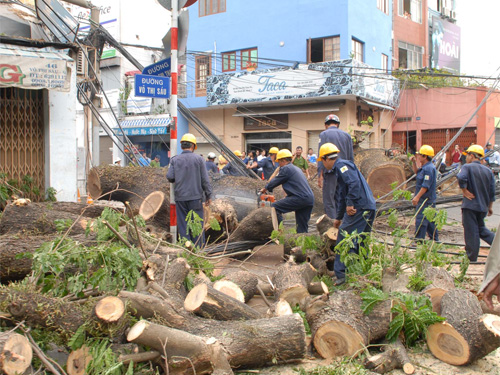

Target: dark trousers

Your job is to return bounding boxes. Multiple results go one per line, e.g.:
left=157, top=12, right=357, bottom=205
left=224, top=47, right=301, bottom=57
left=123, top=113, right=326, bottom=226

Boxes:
left=334, top=210, right=375, bottom=280
left=462, top=208, right=495, bottom=261
left=415, top=201, right=439, bottom=241
left=272, top=196, right=313, bottom=233
left=322, top=173, right=338, bottom=219
left=176, top=199, right=205, bottom=246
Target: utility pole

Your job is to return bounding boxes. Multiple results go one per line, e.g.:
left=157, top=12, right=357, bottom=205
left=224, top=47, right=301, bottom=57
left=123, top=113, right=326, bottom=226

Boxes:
left=169, top=0, right=179, bottom=243
left=90, top=7, right=101, bottom=167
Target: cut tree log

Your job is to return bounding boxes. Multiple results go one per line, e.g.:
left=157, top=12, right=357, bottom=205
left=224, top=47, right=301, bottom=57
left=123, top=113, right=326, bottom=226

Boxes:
left=139, top=191, right=165, bottom=221
left=355, top=149, right=408, bottom=200
left=0, top=202, right=89, bottom=235
left=364, top=337, right=415, bottom=374
left=422, top=266, right=456, bottom=314
left=94, top=296, right=125, bottom=323
left=229, top=207, right=275, bottom=242
left=205, top=198, right=239, bottom=242
left=306, top=291, right=392, bottom=358
left=213, top=270, right=258, bottom=303
left=67, top=345, right=92, bottom=375
left=266, top=299, right=293, bottom=317
left=272, top=259, right=317, bottom=308
left=258, top=281, right=329, bottom=297
left=128, top=320, right=232, bottom=375
left=0, top=233, right=97, bottom=282
left=87, top=166, right=170, bottom=229
left=184, top=283, right=262, bottom=320
left=0, top=332, right=32, bottom=375
left=316, top=214, right=338, bottom=242
left=306, top=252, right=329, bottom=276
left=427, top=289, right=500, bottom=365
left=119, top=291, right=307, bottom=368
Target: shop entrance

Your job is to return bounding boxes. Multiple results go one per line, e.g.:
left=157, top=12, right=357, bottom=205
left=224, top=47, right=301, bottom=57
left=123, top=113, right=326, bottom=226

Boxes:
left=245, top=131, right=292, bottom=154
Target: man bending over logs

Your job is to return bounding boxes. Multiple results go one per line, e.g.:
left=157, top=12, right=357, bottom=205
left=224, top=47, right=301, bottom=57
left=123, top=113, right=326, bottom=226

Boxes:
left=319, top=143, right=376, bottom=286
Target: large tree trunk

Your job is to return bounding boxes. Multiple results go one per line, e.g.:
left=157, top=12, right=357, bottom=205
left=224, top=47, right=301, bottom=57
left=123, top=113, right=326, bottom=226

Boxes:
left=0, top=332, right=32, bottom=375
left=427, top=289, right=500, bottom=365
left=0, top=203, right=89, bottom=235
left=119, top=290, right=306, bottom=368
left=205, top=198, right=239, bottom=242
left=87, top=166, right=170, bottom=229
left=306, top=291, right=392, bottom=358
left=422, top=266, right=456, bottom=314
left=229, top=207, right=275, bottom=242
left=355, top=149, right=408, bottom=200
left=0, top=234, right=97, bottom=282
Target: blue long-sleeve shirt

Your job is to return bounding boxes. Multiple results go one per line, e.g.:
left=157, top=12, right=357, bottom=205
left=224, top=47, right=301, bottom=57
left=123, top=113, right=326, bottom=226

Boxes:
left=415, top=161, right=437, bottom=205
left=456, top=161, right=496, bottom=213
left=205, top=160, right=218, bottom=174
left=258, top=156, right=278, bottom=180
left=318, top=126, right=354, bottom=172
left=265, top=163, right=314, bottom=205
left=333, top=158, right=376, bottom=220
left=166, top=150, right=212, bottom=202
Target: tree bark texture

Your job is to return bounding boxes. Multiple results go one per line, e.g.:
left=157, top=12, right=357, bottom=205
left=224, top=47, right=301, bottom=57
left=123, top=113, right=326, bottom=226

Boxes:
left=364, top=337, right=415, bottom=374
left=0, top=203, right=89, bottom=235
left=427, top=289, right=500, bottom=365
left=205, top=198, right=239, bottom=242
left=229, top=207, right=275, bottom=242
left=0, top=234, right=97, bottom=282
left=422, top=266, right=456, bottom=314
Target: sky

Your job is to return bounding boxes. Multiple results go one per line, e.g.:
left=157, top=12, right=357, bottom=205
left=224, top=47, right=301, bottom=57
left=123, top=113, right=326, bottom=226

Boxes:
left=456, top=1, right=500, bottom=78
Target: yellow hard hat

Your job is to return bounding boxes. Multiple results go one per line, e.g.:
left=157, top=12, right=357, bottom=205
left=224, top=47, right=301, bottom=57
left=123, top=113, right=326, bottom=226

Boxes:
left=234, top=150, right=242, bottom=157
left=276, top=149, right=293, bottom=160
left=417, top=145, right=434, bottom=157
left=319, top=143, right=340, bottom=159
left=466, top=144, right=485, bottom=157
left=269, top=147, right=279, bottom=154
left=180, top=133, right=197, bottom=149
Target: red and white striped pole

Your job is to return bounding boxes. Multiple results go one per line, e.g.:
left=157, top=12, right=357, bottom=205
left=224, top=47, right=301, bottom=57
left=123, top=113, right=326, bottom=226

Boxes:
left=169, top=0, right=179, bottom=243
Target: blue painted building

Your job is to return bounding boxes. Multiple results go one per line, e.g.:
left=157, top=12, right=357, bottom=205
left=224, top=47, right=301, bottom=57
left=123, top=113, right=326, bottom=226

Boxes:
left=180, top=0, right=397, bottom=156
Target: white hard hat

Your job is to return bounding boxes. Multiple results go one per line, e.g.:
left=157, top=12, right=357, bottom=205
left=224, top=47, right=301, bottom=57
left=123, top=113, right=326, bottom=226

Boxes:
left=207, top=152, right=216, bottom=159
left=114, top=158, right=121, bottom=163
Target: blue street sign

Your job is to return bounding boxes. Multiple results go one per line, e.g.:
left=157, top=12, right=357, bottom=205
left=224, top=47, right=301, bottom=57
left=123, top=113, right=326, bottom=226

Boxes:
left=134, top=74, right=170, bottom=99
left=143, top=58, right=171, bottom=77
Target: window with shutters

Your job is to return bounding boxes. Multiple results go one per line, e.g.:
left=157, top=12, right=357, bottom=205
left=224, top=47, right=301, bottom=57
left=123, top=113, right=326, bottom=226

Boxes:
left=377, top=0, right=389, bottom=14
left=222, top=51, right=236, bottom=72
left=307, top=36, right=340, bottom=63
left=199, top=0, right=226, bottom=17
left=351, top=38, right=364, bottom=62
left=195, top=54, right=211, bottom=97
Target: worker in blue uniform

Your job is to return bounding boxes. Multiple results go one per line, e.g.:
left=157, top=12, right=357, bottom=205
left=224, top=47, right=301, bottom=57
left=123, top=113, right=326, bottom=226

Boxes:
left=456, top=144, right=496, bottom=261
left=205, top=152, right=218, bottom=174
left=317, top=114, right=354, bottom=220
left=260, top=149, right=314, bottom=233
left=410, top=145, right=439, bottom=241
left=319, top=143, right=376, bottom=286
left=222, top=150, right=246, bottom=176
left=255, top=147, right=279, bottom=180
left=167, top=133, right=212, bottom=245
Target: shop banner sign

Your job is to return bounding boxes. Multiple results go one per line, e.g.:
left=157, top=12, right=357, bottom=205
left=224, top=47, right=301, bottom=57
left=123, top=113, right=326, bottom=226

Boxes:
left=0, top=55, right=71, bottom=91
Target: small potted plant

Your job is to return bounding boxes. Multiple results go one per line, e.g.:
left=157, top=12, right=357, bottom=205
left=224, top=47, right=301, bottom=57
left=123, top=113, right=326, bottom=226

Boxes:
left=246, top=61, right=257, bottom=71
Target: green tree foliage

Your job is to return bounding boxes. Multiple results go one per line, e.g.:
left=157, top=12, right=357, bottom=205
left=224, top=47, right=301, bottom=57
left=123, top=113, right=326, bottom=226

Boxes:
left=393, top=68, right=464, bottom=89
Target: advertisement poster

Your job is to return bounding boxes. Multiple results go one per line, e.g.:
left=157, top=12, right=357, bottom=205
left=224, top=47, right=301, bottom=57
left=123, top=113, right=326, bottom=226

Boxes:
left=431, top=16, right=461, bottom=73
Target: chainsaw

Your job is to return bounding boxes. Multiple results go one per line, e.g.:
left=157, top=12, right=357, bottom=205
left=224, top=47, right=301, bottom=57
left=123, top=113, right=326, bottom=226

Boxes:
left=257, top=190, right=275, bottom=208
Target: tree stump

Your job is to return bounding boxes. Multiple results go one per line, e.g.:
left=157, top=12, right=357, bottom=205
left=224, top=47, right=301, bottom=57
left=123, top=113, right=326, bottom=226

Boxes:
left=184, top=283, right=262, bottom=320
left=0, top=333, right=32, bottom=375
left=306, top=291, right=392, bottom=358
left=272, top=259, right=317, bottom=308
left=213, top=271, right=258, bottom=303
left=95, top=296, right=125, bottom=323
left=427, top=289, right=500, bottom=365
left=67, top=345, right=92, bottom=375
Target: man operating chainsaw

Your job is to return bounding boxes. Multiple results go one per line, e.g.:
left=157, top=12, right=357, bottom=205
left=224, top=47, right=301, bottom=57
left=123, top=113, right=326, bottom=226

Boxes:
left=259, top=149, right=314, bottom=233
